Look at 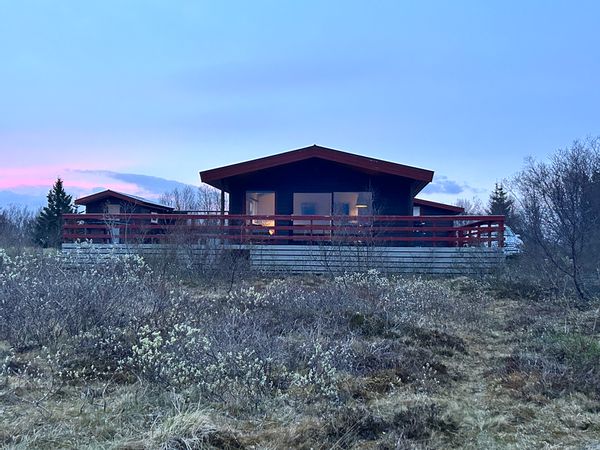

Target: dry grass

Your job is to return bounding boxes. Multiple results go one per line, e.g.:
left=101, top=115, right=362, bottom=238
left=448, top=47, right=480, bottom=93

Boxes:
left=1, top=262, right=600, bottom=449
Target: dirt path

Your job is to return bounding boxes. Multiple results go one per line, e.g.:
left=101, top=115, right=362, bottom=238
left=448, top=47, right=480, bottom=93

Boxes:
left=446, top=298, right=520, bottom=448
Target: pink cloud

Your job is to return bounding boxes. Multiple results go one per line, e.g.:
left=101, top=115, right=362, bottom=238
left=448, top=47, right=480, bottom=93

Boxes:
left=0, top=165, right=147, bottom=200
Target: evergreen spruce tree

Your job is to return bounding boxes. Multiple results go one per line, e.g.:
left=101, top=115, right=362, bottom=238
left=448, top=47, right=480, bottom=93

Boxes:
left=487, top=183, right=515, bottom=225
left=34, top=178, right=74, bottom=248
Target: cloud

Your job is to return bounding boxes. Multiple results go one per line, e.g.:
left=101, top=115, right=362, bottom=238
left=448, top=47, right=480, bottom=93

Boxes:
left=69, top=170, right=191, bottom=199
left=0, top=169, right=195, bottom=208
left=422, top=175, right=481, bottom=195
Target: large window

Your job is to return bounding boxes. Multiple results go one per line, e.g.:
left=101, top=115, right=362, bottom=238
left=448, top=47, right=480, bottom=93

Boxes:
left=292, top=192, right=373, bottom=216
left=246, top=192, right=275, bottom=227
left=333, top=192, right=372, bottom=216
left=293, top=193, right=331, bottom=234
left=293, top=193, right=332, bottom=216
left=292, top=192, right=373, bottom=234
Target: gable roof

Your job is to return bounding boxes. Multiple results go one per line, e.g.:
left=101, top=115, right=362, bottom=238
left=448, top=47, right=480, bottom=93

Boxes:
left=413, top=197, right=464, bottom=214
left=75, top=189, right=174, bottom=211
left=200, top=145, right=434, bottom=192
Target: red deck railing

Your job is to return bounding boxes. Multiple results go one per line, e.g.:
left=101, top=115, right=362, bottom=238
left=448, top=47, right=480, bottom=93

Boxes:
left=62, top=213, right=505, bottom=247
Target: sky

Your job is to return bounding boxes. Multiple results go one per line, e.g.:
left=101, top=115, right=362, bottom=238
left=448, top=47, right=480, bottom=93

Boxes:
left=1, top=0, right=599, bottom=208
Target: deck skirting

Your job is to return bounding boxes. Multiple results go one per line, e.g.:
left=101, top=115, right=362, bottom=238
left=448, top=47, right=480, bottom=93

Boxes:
left=61, top=243, right=504, bottom=274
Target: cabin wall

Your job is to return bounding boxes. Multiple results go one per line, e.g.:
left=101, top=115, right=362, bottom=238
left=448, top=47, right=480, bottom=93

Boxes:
left=224, top=159, right=414, bottom=215
left=417, top=204, right=461, bottom=216
left=412, top=204, right=461, bottom=248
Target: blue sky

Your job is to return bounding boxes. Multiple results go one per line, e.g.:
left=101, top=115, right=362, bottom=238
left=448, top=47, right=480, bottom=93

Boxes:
left=1, top=0, right=599, bottom=207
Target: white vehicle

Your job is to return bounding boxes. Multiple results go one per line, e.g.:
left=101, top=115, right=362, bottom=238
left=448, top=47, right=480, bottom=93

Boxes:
left=501, top=226, right=523, bottom=255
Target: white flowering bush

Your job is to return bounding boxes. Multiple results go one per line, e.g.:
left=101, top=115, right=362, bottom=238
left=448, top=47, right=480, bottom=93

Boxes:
left=335, top=268, right=391, bottom=290
left=0, top=249, right=490, bottom=416
left=332, top=270, right=489, bottom=332
left=225, top=285, right=271, bottom=313
left=0, top=343, right=14, bottom=387
left=123, top=323, right=347, bottom=407
left=289, top=341, right=342, bottom=399
left=0, top=251, right=180, bottom=349
left=131, top=327, right=283, bottom=403
left=43, top=327, right=133, bottom=381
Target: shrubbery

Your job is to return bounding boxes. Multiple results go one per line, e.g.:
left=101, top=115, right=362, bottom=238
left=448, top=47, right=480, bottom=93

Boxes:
left=3, top=251, right=598, bottom=447
left=0, top=250, right=177, bottom=350
left=1, top=254, right=479, bottom=414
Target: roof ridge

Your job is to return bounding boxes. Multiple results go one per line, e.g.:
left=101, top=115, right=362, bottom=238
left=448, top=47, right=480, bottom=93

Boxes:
left=200, top=145, right=434, bottom=193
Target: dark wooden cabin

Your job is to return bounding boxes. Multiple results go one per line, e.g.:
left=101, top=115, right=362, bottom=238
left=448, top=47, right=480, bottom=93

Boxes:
left=196, top=145, right=467, bottom=246
left=75, top=190, right=174, bottom=215
left=64, top=146, right=508, bottom=254
left=72, top=190, right=174, bottom=244
left=200, top=144, right=462, bottom=218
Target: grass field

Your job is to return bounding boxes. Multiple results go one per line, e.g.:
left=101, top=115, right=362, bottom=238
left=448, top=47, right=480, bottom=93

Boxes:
left=1, top=252, right=599, bottom=449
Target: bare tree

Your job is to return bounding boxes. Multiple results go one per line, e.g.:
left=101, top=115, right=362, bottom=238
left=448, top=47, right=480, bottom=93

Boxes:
left=455, top=197, right=484, bottom=215
left=159, top=184, right=222, bottom=212
left=0, top=204, right=37, bottom=250
left=516, top=137, right=600, bottom=302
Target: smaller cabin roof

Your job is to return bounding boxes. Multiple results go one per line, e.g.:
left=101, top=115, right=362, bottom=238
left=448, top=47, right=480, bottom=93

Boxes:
left=200, top=145, right=434, bottom=193
left=75, top=189, right=174, bottom=211
left=413, top=198, right=464, bottom=214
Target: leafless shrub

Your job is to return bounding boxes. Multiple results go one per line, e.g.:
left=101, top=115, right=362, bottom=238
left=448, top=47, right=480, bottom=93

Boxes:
left=515, top=137, right=600, bottom=302
left=0, top=204, right=37, bottom=251
left=0, top=250, right=178, bottom=350
left=487, top=255, right=559, bottom=302
left=455, top=196, right=484, bottom=215
left=159, top=185, right=222, bottom=212
left=2, top=253, right=486, bottom=416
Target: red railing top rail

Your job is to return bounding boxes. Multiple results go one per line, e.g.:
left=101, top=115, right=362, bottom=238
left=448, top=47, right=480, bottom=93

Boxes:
left=62, top=213, right=505, bottom=246
left=62, top=213, right=505, bottom=222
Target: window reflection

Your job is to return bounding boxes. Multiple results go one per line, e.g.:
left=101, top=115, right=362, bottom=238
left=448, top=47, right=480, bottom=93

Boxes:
left=246, top=192, right=275, bottom=227
left=333, top=192, right=372, bottom=216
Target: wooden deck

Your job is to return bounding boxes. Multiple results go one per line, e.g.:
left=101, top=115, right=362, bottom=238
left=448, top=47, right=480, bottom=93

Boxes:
left=61, top=242, right=505, bottom=274
left=62, top=213, right=505, bottom=247
left=61, top=213, right=505, bottom=274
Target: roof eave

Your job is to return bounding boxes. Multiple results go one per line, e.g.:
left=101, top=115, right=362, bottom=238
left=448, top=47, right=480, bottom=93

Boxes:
left=413, top=197, right=464, bottom=213
left=200, top=145, right=434, bottom=187
left=75, top=190, right=174, bottom=211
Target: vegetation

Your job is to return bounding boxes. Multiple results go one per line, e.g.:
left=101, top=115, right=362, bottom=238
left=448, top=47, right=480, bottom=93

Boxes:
left=516, top=137, right=600, bottom=302
left=487, top=183, right=517, bottom=229
left=0, top=204, right=36, bottom=251
left=1, top=137, right=599, bottom=447
left=455, top=196, right=484, bottom=215
left=33, top=178, right=75, bottom=248
left=159, top=185, right=222, bottom=212
left=1, top=250, right=599, bottom=448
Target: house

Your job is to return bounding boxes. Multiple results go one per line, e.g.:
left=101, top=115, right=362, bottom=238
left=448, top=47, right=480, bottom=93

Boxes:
left=199, top=145, right=466, bottom=244
left=71, top=190, right=174, bottom=243
left=62, top=145, right=504, bottom=272
left=200, top=144, right=461, bottom=217
left=75, top=189, right=174, bottom=215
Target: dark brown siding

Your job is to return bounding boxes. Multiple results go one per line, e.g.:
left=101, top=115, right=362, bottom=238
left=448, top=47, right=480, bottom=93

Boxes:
left=224, top=158, right=415, bottom=215
left=418, top=204, right=460, bottom=216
